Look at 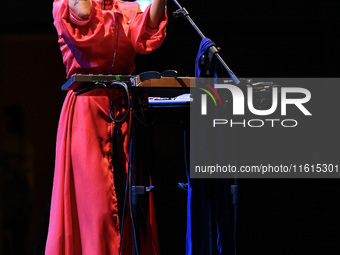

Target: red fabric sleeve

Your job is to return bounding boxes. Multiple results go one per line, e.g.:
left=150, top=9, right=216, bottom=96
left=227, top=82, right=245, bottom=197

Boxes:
left=130, top=4, right=168, bottom=54
left=52, top=0, right=168, bottom=76
left=53, top=0, right=115, bottom=48
left=53, top=0, right=167, bottom=52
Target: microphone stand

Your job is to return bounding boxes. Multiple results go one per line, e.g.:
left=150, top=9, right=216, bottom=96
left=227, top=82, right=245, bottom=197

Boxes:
left=173, top=2, right=239, bottom=254
left=172, top=0, right=240, bottom=85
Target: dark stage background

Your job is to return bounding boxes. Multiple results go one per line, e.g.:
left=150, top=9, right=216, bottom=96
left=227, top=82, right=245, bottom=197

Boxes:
left=0, top=0, right=340, bottom=254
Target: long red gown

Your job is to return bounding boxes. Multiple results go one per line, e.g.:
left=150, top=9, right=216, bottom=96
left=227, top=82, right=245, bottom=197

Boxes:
left=45, top=0, right=167, bottom=254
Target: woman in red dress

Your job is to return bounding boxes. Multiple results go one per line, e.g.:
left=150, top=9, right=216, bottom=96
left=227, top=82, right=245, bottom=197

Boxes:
left=46, top=0, right=167, bottom=254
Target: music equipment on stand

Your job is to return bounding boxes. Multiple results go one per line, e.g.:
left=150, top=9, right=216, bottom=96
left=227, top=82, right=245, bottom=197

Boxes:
left=61, top=74, right=279, bottom=254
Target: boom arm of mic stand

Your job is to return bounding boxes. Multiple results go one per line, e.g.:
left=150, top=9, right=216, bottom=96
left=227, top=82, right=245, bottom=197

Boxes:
left=172, top=0, right=240, bottom=84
